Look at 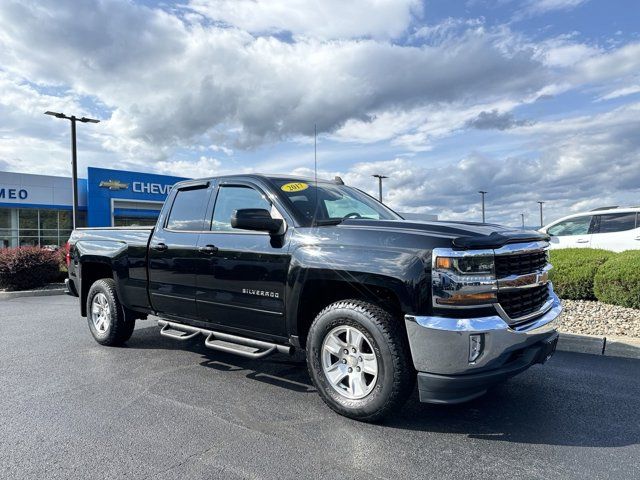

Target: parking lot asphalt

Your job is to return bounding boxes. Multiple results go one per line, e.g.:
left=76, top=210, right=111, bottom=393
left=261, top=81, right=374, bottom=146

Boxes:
left=1, top=295, right=639, bottom=480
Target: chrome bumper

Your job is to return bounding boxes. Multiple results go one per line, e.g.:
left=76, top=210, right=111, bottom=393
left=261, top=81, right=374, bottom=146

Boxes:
left=404, top=290, right=562, bottom=375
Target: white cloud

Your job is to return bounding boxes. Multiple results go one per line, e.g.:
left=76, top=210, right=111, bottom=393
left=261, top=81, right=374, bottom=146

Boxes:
left=185, top=0, right=422, bottom=40
left=598, top=84, right=640, bottom=101
left=155, top=156, right=222, bottom=178
left=310, top=102, right=640, bottom=225
left=0, top=1, right=549, bottom=157
left=539, top=42, right=600, bottom=68
left=573, top=42, right=640, bottom=83
left=518, top=0, right=588, bottom=18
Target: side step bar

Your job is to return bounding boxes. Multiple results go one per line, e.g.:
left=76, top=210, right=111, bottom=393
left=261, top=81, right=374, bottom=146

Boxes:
left=157, top=319, right=292, bottom=359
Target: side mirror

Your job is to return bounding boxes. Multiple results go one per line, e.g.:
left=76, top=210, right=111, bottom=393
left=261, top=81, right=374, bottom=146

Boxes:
left=231, top=209, right=283, bottom=234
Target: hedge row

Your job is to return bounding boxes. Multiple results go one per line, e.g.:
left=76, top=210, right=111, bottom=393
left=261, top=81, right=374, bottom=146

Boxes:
left=593, top=251, right=640, bottom=309
left=0, top=247, right=65, bottom=291
left=549, top=248, right=640, bottom=309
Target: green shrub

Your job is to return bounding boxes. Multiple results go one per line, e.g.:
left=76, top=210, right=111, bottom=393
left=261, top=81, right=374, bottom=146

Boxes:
left=0, top=247, right=62, bottom=291
left=593, top=251, right=640, bottom=309
left=549, top=248, right=616, bottom=300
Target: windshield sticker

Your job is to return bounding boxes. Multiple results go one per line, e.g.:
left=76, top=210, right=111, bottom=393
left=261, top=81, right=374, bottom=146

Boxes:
left=281, top=182, right=309, bottom=192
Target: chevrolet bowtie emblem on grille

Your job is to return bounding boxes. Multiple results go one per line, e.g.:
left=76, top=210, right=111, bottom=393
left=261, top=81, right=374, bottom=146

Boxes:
left=99, top=179, right=129, bottom=190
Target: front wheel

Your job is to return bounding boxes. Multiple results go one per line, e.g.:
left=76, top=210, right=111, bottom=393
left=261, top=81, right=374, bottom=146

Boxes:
left=306, top=300, right=415, bottom=422
left=86, top=278, right=135, bottom=346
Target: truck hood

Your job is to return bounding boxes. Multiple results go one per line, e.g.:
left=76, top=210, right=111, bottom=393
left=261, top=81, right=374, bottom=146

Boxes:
left=339, top=219, right=549, bottom=249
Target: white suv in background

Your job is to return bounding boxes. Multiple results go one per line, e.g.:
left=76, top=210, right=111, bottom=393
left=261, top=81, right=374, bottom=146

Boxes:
left=540, top=207, right=640, bottom=252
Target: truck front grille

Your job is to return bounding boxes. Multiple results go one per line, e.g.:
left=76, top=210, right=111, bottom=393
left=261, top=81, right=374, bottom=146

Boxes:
left=495, top=250, right=547, bottom=277
left=497, top=284, right=550, bottom=320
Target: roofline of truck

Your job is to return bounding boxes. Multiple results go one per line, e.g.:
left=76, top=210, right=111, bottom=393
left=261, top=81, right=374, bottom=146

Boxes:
left=171, top=173, right=338, bottom=189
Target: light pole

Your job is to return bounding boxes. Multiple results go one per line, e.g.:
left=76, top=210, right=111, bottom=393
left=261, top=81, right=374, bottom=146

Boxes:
left=537, top=201, right=545, bottom=228
left=521, top=213, right=525, bottom=230
left=478, top=191, right=487, bottom=223
left=372, top=174, right=388, bottom=203
left=45, top=111, right=100, bottom=229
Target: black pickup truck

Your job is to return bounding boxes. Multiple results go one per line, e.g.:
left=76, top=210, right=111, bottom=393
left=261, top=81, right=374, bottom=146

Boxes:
left=66, top=174, right=561, bottom=421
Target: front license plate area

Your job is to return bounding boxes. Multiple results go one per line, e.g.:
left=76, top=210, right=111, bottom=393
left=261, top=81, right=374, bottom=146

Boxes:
left=539, top=334, right=558, bottom=363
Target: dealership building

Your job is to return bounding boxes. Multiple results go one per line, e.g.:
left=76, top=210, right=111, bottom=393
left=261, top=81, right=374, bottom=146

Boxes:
left=0, top=167, right=186, bottom=248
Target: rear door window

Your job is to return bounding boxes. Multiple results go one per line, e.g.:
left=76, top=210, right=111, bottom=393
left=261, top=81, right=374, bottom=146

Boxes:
left=596, top=213, right=638, bottom=233
left=547, top=216, right=593, bottom=236
left=165, top=186, right=210, bottom=231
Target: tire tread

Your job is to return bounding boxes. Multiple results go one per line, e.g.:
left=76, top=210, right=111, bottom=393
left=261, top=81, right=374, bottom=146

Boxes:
left=86, top=278, right=135, bottom=346
left=307, top=299, right=414, bottom=422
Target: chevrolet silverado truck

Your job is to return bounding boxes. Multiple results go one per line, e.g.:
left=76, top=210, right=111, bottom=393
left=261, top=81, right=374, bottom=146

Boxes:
left=66, top=174, right=562, bottom=421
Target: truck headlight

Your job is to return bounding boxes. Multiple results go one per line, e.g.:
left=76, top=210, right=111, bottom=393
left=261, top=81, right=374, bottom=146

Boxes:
left=432, top=250, right=497, bottom=307
left=435, top=256, right=494, bottom=275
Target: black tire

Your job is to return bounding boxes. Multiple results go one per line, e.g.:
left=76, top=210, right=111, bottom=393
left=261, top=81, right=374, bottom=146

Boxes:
left=306, top=299, right=415, bottom=422
left=86, top=278, right=136, bottom=346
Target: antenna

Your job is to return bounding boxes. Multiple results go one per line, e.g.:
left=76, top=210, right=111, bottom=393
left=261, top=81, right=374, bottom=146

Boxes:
left=314, top=124, right=318, bottom=187
left=313, top=124, right=319, bottom=224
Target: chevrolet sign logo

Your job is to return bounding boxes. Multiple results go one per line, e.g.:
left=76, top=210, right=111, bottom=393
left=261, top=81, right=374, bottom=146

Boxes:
left=99, top=179, right=129, bottom=190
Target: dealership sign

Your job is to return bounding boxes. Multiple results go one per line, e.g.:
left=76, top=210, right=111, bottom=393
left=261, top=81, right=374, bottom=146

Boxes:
left=98, top=177, right=175, bottom=196
left=132, top=181, right=174, bottom=195
left=0, top=187, right=28, bottom=200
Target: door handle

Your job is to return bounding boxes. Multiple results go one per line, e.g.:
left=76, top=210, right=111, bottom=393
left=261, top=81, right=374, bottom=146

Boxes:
left=576, top=239, right=589, bottom=243
left=152, top=242, right=168, bottom=251
left=199, top=244, right=218, bottom=254
left=635, top=236, right=640, bottom=241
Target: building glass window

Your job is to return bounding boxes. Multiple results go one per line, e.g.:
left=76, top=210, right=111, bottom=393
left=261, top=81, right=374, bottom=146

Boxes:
left=0, top=209, right=9, bottom=229
left=76, top=211, right=87, bottom=228
left=19, top=209, right=38, bottom=238
left=114, top=216, right=157, bottom=227
left=0, top=207, right=86, bottom=249
left=0, top=208, right=14, bottom=248
left=59, top=210, right=73, bottom=229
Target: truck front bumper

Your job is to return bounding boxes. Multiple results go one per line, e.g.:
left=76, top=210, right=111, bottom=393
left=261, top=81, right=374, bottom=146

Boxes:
left=405, top=291, right=562, bottom=404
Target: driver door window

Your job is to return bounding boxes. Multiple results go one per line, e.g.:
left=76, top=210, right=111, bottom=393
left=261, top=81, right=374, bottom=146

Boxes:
left=211, top=185, right=271, bottom=231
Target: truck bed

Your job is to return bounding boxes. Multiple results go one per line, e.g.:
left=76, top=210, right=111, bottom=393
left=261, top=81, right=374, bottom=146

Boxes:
left=68, top=227, right=154, bottom=314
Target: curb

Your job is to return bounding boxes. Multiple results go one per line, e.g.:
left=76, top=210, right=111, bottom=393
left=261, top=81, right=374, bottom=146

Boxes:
left=558, top=332, right=640, bottom=360
left=0, top=288, right=66, bottom=300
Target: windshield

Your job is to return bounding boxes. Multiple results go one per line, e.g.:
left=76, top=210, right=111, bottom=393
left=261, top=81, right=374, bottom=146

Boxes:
left=272, top=179, right=402, bottom=225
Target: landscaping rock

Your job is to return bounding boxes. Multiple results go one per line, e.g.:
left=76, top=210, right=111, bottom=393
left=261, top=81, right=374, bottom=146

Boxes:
left=559, top=299, right=640, bottom=338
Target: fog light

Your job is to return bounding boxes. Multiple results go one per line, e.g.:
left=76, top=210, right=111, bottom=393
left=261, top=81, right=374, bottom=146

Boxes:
left=469, top=334, right=484, bottom=363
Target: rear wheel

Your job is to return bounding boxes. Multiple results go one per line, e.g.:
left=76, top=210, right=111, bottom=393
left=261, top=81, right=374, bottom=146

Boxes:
left=86, top=278, right=135, bottom=346
left=306, top=299, right=415, bottom=422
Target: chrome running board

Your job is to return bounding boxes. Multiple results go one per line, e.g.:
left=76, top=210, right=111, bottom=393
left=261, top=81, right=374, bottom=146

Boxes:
left=157, top=319, right=292, bottom=359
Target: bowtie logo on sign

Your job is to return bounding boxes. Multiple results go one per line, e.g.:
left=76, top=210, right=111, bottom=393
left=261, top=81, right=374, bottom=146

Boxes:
left=99, top=179, right=129, bottom=191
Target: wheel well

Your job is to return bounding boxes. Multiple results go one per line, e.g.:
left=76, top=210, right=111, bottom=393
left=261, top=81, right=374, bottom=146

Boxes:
left=296, top=280, right=402, bottom=348
left=80, top=262, right=114, bottom=317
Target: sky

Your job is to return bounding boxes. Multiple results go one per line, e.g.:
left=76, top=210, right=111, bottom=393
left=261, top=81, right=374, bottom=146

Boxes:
left=0, top=0, right=639, bottom=227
